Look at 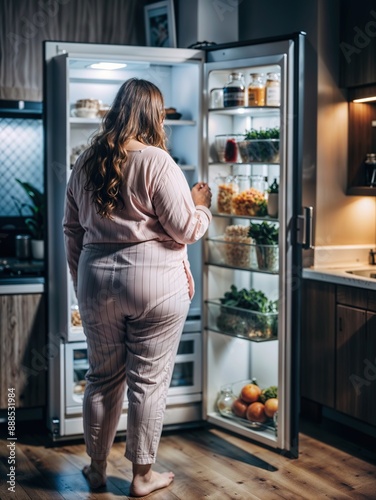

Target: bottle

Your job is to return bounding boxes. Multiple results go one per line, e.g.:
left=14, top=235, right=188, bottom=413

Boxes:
left=265, top=72, right=281, bottom=106
left=223, top=72, right=246, bottom=107
left=365, top=153, right=376, bottom=186
left=216, top=385, right=236, bottom=417
left=248, top=73, right=266, bottom=106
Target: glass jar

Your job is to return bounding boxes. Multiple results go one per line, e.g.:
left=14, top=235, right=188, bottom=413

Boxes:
left=223, top=72, right=246, bottom=107
left=216, top=385, right=236, bottom=417
left=248, top=73, right=266, bottom=106
left=265, top=72, right=281, bottom=106
left=214, top=175, right=239, bottom=214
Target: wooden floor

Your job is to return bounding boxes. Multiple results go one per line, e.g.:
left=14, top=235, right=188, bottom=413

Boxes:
left=0, top=418, right=375, bottom=499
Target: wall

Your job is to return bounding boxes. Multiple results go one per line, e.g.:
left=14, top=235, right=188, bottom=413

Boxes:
left=239, top=0, right=376, bottom=263
left=178, top=0, right=238, bottom=47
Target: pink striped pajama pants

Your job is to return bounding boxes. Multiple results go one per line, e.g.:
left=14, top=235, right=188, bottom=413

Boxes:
left=77, top=241, right=191, bottom=464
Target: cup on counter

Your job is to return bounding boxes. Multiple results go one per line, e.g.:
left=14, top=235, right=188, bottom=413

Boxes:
left=15, top=234, right=31, bottom=260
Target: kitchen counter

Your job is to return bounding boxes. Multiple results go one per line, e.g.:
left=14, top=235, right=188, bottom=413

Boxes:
left=303, top=265, right=376, bottom=290
left=0, top=277, right=44, bottom=294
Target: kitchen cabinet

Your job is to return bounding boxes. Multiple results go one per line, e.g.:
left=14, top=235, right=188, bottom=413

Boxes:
left=301, top=280, right=376, bottom=427
left=339, top=0, right=376, bottom=88
left=346, top=93, right=376, bottom=196
left=301, top=280, right=336, bottom=408
left=336, top=285, right=376, bottom=426
left=339, top=0, right=376, bottom=195
left=0, top=293, right=46, bottom=409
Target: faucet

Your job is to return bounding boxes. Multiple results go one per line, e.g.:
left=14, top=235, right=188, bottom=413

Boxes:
left=370, top=249, right=376, bottom=265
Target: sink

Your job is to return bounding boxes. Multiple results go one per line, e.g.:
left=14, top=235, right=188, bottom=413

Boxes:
left=346, top=269, right=376, bottom=279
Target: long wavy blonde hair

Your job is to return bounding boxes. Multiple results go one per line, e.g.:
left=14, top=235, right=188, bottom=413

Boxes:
left=82, top=78, right=168, bottom=218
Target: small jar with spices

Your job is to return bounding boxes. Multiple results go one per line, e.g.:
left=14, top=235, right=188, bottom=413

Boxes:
left=265, top=72, right=281, bottom=106
left=223, top=72, right=246, bottom=107
left=248, top=73, right=266, bottom=106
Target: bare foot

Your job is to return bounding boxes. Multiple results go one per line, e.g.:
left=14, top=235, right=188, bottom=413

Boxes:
left=82, top=461, right=107, bottom=489
left=130, top=470, right=175, bottom=497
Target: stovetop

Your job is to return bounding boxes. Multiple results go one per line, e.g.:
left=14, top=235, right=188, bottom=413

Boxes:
left=0, top=258, right=45, bottom=278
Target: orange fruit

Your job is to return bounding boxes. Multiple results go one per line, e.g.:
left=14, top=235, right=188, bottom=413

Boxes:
left=240, top=383, right=261, bottom=403
left=231, top=398, right=249, bottom=418
left=246, top=402, right=266, bottom=423
left=264, top=398, right=278, bottom=418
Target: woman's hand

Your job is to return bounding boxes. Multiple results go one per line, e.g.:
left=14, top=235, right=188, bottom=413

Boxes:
left=191, top=182, right=212, bottom=208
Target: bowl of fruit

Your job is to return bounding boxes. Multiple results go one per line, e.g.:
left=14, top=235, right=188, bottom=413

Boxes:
left=216, top=379, right=278, bottom=430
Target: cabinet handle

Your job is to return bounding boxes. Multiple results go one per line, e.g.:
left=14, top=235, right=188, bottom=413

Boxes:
left=296, top=206, right=313, bottom=249
left=338, top=316, right=342, bottom=332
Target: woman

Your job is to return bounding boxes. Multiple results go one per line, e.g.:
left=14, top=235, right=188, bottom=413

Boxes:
left=63, top=78, right=211, bottom=497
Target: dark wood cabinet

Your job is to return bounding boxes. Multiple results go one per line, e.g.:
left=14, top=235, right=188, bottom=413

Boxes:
left=336, top=286, right=376, bottom=426
left=340, top=0, right=376, bottom=195
left=346, top=95, right=376, bottom=196
left=340, top=0, right=376, bottom=88
left=0, top=293, right=46, bottom=409
left=302, top=280, right=376, bottom=427
left=301, top=280, right=336, bottom=408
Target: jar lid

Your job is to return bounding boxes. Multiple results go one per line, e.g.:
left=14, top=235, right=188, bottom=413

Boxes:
left=230, top=72, right=244, bottom=78
left=267, top=72, right=280, bottom=80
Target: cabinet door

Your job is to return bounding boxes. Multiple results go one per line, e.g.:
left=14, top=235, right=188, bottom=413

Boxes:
left=336, top=305, right=367, bottom=420
left=365, top=311, right=376, bottom=426
left=301, top=280, right=336, bottom=407
left=0, top=294, right=46, bottom=409
left=340, top=0, right=376, bottom=88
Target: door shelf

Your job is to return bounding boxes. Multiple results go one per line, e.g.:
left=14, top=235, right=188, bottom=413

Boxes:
left=209, top=106, right=280, bottom=117
left=206, top=261, right=279, bottom=275
left=205, top=326, right=278, bottom=343
left=206, top=412, right=277, bottom=445
left=209, top=161, right=280, bottom=166
left=212, top=212, right=278, bottom=222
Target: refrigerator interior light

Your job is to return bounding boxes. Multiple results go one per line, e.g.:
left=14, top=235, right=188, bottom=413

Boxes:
left=88, top=62, right=127, bottom=70
left=352, top=96, right=376, bottom=103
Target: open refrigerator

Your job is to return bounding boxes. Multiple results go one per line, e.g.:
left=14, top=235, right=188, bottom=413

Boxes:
left=44, top=34, right=310, bottom=456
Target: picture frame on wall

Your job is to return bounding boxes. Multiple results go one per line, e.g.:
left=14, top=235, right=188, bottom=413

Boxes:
left=144, top=0, right=177, bottom=48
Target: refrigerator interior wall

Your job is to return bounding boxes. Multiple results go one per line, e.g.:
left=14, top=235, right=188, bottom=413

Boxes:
left=204, top=61, right=285, bottom=449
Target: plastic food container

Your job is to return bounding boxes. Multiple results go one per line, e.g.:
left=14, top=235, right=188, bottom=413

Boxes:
left=214, top=134, right=244, bottom=163
left=206, top=300, right=278, bottom=341
left=237, top=139, right=280, bottom=163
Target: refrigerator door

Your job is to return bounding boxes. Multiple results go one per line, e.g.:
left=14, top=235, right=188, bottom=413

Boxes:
left=203, top=34, right=305, bottom=457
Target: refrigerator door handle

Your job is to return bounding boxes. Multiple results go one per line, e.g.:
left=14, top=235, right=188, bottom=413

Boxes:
left=296, top=206, right=313, bottom=249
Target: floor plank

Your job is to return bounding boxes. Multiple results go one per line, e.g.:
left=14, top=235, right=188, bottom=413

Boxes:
left=0, top=418, right=375, bottom=499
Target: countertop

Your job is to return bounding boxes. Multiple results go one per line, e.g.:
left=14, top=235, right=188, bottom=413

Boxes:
left=0, top=277, right=45, bottom=294
left=303, top=264, right=376, bottom=291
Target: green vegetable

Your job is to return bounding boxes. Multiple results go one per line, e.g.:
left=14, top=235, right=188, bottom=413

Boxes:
left=220, top=285, right=277, bottom=313
left=244, top=127, right=280, bottom=140
left=248, top=221, right=279, bottom=245
left=259, top=385, right=278, bottom=403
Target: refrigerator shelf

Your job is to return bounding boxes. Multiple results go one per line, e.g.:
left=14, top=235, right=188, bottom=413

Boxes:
left=208, top=161, right=280, bottom=166
left=208, top=106, right=280, bottom=117
left=211, top=212, right=278, bottom=222
left=206, top=412, right=277, bottom=445
left=205, top=326, right=278, bottom=343
left=205, top=261, right=279, bottom=275
left=69, top=117, right=196, bottom=126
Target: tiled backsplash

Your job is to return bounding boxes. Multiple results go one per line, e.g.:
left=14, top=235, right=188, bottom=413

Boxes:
left=0, top=117, right=43, bottom=216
